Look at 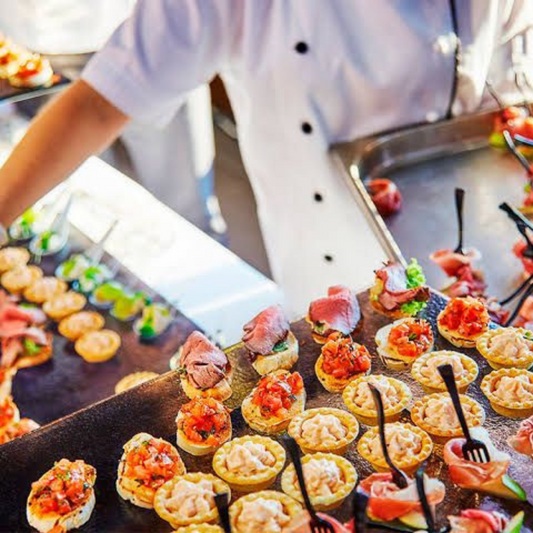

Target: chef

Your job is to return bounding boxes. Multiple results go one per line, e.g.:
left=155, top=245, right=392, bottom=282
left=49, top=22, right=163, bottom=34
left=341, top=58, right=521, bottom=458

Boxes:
left=0, top=0, right=532, bottom=313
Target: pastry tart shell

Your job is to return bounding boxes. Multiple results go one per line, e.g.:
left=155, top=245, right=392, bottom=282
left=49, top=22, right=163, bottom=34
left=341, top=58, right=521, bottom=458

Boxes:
left=342, top=375, right=411, bottom=426
left=212, top=435, right=285, bottom=492
left=1, top=265, right=43, bottom=294
left=154, top=472, right=230, bottom=528
left=288, top=407, right=358, bottom=455
left=230, top=491, right=301, bottom=533
left=477, top=328, right=533, bottom=370
left=24, top=277, right=67, bottom=304
left=115, top=372, right=159, bottom=394
left=481, top=368, right=533, bottom=418
left=437, top=311, right=487, bottom=348
left=75, top=330, right=121, bottom=363
left=43, top=291, right=86, bottom=321
left=281, top=452, right=357, bottom=511
left=180, top=368, right=233, bottom=402
left=315, top=354, right=369, bottom=393
left=251, top=331, right=299, bottom=375
left=357, top=422, right=433, bottom=475
left=411, top=351, right=479, bottom=394
left=174, top=526, right=223, bottom=533
left=0, top=247, right=30, bottom=273
left=58, top=311, right=105, bottom=341
left=411, top=392, right=486, bottom=444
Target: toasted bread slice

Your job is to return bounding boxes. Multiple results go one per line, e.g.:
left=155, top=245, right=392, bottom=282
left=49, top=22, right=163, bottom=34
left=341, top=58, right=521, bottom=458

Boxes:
left=176, top=410, right=232, bottom=456
left=180, top=367, right=233, bottom=402
left=315, top=355, right=368, bottom=392
left=251, top=332, right=299, bottom=375
left=437, top=314, right=479, bottom=349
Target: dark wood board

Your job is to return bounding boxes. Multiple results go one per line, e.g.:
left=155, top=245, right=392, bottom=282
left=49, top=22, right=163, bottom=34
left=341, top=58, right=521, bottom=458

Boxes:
left=9, top=227, right=199, bottom=426
left=0, top=291, right=531, bottom=532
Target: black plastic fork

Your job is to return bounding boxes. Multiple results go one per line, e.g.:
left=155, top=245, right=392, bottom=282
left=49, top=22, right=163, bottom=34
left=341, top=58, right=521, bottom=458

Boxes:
left=503, top=130, right=533, bottom=176
left=453, top=188, right=465, bottom=255
left=214, top=492, right=232, bottom=533
left=284, top=436, right=335, bottom=533
left=438, top=364, right=490, bottom=463
left=414, top=466, right=451, bottom=533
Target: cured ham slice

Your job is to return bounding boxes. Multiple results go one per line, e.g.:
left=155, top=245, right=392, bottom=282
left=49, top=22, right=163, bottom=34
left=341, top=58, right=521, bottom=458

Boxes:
left=0, top=327, right=50, bottom=368
left=513, top=239, right=533, bottom=275
left=508, top=415, right=533, bottom=457
left=179, top=331, right=229, bottom=390
left=284, top=511, right=348, bottom=533
left=430, top=249, right=481, bottom=278
left=357, top=472, right=445, bottom=522
left=374, top=262, right=429, bottom=312
left=449, top=509, right=508, bottom=533
left=444, top=428, right=509, bottom=488
left=243, top=305, right=289, bottom=355
left=367, top=178, right=402, bottom=218
left=308, top=286, right=360, bottom=336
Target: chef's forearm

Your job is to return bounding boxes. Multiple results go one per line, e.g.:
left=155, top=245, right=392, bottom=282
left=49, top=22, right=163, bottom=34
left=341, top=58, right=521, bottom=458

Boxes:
left=0, top=79, right=130, bottom=226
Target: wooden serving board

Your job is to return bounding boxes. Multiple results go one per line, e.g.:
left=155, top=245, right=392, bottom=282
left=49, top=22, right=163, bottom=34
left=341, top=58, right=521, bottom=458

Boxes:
left=0, top=291, right=531, bottom=532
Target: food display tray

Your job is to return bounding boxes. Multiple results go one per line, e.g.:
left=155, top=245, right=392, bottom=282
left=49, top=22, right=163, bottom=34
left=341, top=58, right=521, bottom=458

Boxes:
left=334, top=110, right=528, bottom=299
left=8, top=226, right=199, bottom=426
left=0, top=73, right=70, bottom=104
left=0, top=290, right=531, bottom=532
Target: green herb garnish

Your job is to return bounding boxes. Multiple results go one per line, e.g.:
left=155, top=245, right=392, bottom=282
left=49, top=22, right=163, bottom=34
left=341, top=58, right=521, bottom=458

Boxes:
left=313, top=321, right=327, bottom=334
left=400, top=258, right=428, bottom=316
left=39, top=230, right=54, bottom=251
left=23, top=338, right=42, bottom=356
left=272, top=341, right=289, bottom=353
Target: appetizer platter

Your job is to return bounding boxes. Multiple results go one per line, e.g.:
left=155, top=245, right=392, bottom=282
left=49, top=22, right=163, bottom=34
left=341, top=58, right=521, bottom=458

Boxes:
left=0, top=265, right=531, bottom=532
left=0, top=225, right=198, bottom=430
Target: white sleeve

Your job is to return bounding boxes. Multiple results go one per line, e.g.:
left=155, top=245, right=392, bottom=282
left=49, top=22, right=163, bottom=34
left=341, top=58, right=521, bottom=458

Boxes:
left=81, top=0, right=242, bottom=126
left=499, top=0, right=533, bottom=44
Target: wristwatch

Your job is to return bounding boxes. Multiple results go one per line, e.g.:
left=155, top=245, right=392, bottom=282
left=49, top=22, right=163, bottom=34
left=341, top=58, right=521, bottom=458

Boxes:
left=0, top=223, right=8, bottom=246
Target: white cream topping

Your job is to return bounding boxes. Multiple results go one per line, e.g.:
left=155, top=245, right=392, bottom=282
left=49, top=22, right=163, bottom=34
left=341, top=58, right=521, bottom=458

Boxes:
left=165, top=478, right=215, bottom=517
left=488, top=329, right=533, bottom=360
left=225, top=441, right=275, bottom=475
left=368, top=425, right=422, bottom=461
left=301, top=458, right=342, bottom=497
left=420, top=397, right=474, bottom=430
left=492, top=374, right=533, bottom=403
left=299, top=414, right=347, bottom=447
left=350, top=376, right=399, bottom=410
left=236, top=498, right=290, bottom=533
left=420, top=353, right=466, bottom=382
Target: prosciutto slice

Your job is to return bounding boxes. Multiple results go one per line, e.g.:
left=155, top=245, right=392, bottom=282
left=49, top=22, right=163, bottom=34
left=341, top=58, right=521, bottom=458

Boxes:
left=430, top=248, right=481, bottom=277
left=179, top=331, right=229, bottom=390
left=308, top=286, right=360, bottom=335
left=444, top=428, right=510, bottom=489
left=375, top=263, right=429, bottom=311
left=449, top=509, right=507, bottom=533
left=242, top=305, right=289, bottom=355
left=508, top=415, right=533, bottom=457
left=367, top=178, right=402, bottom=218
left=513, top=239, right=533, bottom=275
left=357, top=472, right=445, bottom=522
left=284, top=511, right=348, bottom=533
left=0, top=327, right=49, bottom=368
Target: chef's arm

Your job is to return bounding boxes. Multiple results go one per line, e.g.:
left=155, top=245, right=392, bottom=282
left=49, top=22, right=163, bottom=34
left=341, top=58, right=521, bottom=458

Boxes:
left=0, top=79, right=130, bottom=227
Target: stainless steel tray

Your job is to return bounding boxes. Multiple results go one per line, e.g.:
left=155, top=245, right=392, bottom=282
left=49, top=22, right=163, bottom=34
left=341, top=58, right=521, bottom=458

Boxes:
left=333, top=111, right=527, bottom=298
left=0, top=290, right=531, bottom=532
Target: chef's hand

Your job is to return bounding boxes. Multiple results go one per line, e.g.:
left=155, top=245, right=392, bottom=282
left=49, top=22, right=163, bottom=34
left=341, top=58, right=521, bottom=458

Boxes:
left=0, top=79, right=130, bottom=228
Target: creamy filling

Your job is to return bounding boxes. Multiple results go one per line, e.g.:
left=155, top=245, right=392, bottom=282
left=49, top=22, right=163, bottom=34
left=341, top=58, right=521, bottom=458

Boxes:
left=368, top=424, right=423, bottom=462
left=301, top=458, right=342, bottom=498
left=165, top=478, right=215, bottom=517
left=492, top=374, right=533, bottom=404
left=236, top=498, right=290, bottom=533
left=420, top=353, right=466, bottom=382
left=350, top=376, right=399, bottom=410
left=420, top=397, right=475, bottom=430
left=299, top=413, right=347, bottom=447
left=488, top=330, right=533, bottom=361
left=225, top=441, right=275, bottom=476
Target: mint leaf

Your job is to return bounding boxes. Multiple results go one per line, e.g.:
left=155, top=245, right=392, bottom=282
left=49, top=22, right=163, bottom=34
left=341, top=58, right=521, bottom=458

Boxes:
left=272, top=341, right=289, bottom=353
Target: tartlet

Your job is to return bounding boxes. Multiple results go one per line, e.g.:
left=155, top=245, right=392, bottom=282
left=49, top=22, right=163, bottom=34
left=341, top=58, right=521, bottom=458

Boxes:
left=411, top=393, right=486, bottom=443
left=24, top=277, right=67, bottom=304
left=230, top=491, right=302, bottom=533
left=315, top=334, right=371, bottom=392
left=1, top=265, right=42, bottom=294
left=114, top=372, right=159, bottom=394
left=116, top=432, right=186, bottom=509
left=477, top=327, right=533, bottom=370
left=437, top=296, right=490, bottom=348
left=342, top=375, right=412, bottom=425
left=177, top=397, right=232, bottom=456
left=375, top=317, right=434, bottom=370
left=58, top=311, right=105, bottom=341
left=281, top=452, right=357, bottom=511
left=75, top=330, right=121, bottom=363
left=481, top=368, right=533, bottom=418
left=27, top=459, right=96, bottom=533
left=43, top=291, right=86, bottom=320
left=213, top=435, right=286, bottom=492
left=154, top=473, right=230, bottom=529
left=242, top=370, right=305, bottom=434
left=288, top=407, right=359, bottom=455
left=174, top=526, right=223, bottom=533
left=0, top=246, right=30, bottom=273
left=0, top=396, right=19, bottom=429
left=411, top=350, right=479, bottom=394
left=0, top=367, right=16, bottom=401
left=358, top=422, right=433, bottom=474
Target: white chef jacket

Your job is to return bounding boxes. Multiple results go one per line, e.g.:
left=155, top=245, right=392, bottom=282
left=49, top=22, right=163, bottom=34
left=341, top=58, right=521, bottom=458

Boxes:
left=82, top=0, right=533, bottom=314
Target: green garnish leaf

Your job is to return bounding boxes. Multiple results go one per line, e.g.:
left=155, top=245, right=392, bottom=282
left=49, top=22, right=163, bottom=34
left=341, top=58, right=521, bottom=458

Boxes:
left=400, top=300, right=427, bottom=316
left=39, top=230, right=54, bottom=251
left=405, top=258, right=426, bottom=289
left=408, top=333, right=417, bottom=341
left=23, top=338, right=42, bottom=356
left=314, top=321, right=327, bottom=334
left=524, top=331, right=533, bottom=341
left=272, top=341, right=289, bottom=353
left=525, top=182, right=532, bottom=194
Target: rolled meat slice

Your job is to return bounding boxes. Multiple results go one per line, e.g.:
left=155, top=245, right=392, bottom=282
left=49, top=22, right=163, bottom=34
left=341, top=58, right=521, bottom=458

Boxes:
left=448, top=509, right=508, bottom=533
left=366, top=178, right=402, bottom=218
left=508, top=415, right=533, bottom=457
left=243, top=304, right=289, bottom=355
left=430, top=248, right=481, bottom=278
left=284, top=511, right=348, bottom=533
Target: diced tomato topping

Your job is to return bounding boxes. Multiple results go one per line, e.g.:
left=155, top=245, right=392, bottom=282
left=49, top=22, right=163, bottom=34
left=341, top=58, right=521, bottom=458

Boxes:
left=438, top=297, right=489, bottom=337
left=178, top=397, right=231, bottom=446
left=15, top=57, right=43, bottom=78
left=0, top=397, right=16, bottom=428
left=31, top=459, right=94, bottom=516
left=123, top=437, right=181, bottom=490
left=321, top=335, right=371, bottom=380
left=388, top=319, right=433, bottom=358
left=252, top=371, right=304, bottom=418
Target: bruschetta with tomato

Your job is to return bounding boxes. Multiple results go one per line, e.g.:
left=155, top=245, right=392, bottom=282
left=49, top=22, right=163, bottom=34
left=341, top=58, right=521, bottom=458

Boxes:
left=116, top=432, right=186, bottom=509
left=176, top=397, right=232, bottom=456
left=26, top=459, right=96, bottom=532
left=242, top=370, right=306, bottom=434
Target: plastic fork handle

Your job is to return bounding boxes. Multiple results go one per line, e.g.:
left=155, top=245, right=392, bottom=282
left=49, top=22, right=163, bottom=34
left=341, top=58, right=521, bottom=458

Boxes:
left=503, top=130, right=533, bottom=174
left=437, top=365, right=472, bottom=441
left=454, top=188, right=465, bottom=253
left=214, top=492, right=232, bottom=533
left=415, top=469, right=436, bottom=532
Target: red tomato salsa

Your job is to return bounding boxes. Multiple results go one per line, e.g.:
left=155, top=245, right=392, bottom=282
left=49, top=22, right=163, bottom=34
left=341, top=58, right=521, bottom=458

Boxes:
left=178, top=397, right=230, bottom=445
left=388, top=319, right=433, bottom=358
left=321, top=335, right=371, bottom=380
left=439, top=297, right=489, bottom=337
left=252, top=371, right=304, bottom=418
